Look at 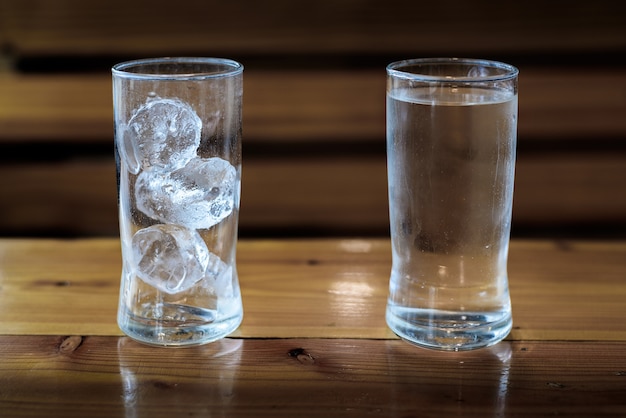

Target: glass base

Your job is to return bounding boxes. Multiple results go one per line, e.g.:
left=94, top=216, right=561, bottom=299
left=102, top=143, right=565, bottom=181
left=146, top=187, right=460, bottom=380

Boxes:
left=386, top=306, right=512, bottom=351
left=118, top=305, right=243, bottom=347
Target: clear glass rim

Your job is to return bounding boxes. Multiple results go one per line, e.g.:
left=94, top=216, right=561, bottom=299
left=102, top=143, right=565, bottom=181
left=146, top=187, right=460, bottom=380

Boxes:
left=112, top=57, right=243, bottom=80
left=387, top=58, right=518, bottom=82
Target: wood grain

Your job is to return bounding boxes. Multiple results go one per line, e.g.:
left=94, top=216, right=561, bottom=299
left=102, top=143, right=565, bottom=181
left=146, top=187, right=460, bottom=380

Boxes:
left=0, top=238, right=625, bottom=341
left=0, top=335, right=625, bottom=417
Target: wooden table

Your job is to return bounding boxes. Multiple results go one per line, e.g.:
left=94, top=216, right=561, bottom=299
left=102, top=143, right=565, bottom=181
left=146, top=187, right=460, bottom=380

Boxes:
left=1, top=238, right=625, bottom=416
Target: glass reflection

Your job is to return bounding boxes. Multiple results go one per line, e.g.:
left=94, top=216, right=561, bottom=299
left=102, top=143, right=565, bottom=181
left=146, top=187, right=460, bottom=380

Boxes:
left=385, top=340, right=512, bottom=415
left=117, top=337, right=242, bottom=417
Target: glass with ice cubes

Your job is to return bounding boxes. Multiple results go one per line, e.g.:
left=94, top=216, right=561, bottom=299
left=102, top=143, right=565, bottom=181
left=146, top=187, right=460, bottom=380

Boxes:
left=112, top=58, right=244, bottom=346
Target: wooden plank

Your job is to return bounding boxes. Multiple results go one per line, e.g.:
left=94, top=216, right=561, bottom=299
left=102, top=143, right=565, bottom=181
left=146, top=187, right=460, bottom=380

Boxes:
left=239, top=156, right=389, bottom=234
left=2, top=0, right=625, bottom=56
left=1, top=151, right=625, bottom=236
left=0, top=336, right=625, bottom=417
left=508, top=240, right=626, bottom=341
left=0, top=74, right=113, bottom=141
left=0, top=238, right=122, bottom=336
left=512, top=153, right=626, bottom=225
left=0, top=238, right=625, bottom=341
left=0, top=159, right=120, bottom=236
left=1, top=69, right=625, bottom=142
left=519, top=69, right=626, bottom=139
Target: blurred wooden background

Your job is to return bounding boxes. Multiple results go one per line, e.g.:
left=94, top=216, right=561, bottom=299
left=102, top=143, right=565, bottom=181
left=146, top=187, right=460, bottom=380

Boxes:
left=0, top=0, right=625, bottom=238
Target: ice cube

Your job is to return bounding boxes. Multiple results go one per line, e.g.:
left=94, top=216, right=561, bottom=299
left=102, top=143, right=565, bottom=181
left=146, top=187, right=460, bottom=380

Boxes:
left=135, top=157, right=237, bottom=230
left=122, top=97, right=202, bottom=173
left=204, top=254, right=233, bottom=298
left=132, top=224, right=210, bottom=294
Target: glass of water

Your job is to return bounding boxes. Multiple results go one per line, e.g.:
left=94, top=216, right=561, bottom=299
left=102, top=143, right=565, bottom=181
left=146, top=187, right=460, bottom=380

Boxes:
left=112, top=57, right=244, bottom=346
left=385, top=58, right=518, bottom=350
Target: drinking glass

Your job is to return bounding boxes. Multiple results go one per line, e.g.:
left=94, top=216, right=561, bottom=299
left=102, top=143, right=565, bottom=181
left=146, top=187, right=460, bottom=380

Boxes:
left=385, top=58, right=518, bottom=350
left=112, top=57, right=244, bottom=346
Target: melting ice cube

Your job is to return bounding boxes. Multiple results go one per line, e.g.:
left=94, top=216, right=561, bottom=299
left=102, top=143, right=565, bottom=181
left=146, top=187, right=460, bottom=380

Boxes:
left=132, top=224, right=209, bottom=294
left=120, top=98, right=202, bottom=173
left=135, top=157, right=237, bottom=230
